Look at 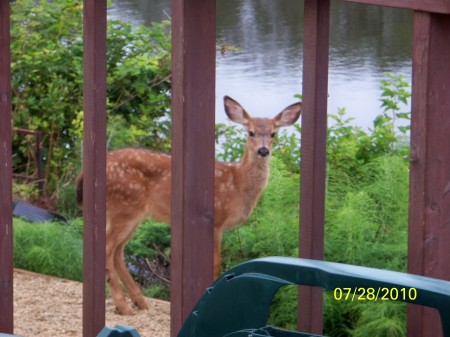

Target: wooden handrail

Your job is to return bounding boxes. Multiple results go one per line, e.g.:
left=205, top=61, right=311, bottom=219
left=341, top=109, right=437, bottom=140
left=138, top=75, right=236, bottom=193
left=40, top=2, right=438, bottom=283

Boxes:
left=343, top=0, right=450, bottom=14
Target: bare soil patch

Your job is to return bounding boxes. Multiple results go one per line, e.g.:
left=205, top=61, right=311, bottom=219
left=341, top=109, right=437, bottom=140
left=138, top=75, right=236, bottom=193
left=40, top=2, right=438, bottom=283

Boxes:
left=13, top=269, right=170, bottom=337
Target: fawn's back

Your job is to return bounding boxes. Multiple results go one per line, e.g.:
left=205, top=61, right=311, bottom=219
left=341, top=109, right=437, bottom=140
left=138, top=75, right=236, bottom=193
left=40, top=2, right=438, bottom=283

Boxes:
left=97, top=147, right=268, bottom=231
left=104, top=148, right=172, bottom=227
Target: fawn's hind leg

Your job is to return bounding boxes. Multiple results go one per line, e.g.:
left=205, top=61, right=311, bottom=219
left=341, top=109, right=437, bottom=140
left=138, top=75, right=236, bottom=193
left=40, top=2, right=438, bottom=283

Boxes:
left=115, top=240, right=149, bottom=310
left=106, top=233, right=134, bottom=315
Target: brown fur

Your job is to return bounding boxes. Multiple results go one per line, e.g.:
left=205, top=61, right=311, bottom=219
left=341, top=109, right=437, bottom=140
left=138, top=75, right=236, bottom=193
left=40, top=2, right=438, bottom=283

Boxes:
left=76, top=96, right=301, bottom=315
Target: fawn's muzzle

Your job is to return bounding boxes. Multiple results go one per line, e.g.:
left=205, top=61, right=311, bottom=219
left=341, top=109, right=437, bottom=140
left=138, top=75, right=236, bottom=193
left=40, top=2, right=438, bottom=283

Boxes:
left=258, top=147, right=270, bottom=157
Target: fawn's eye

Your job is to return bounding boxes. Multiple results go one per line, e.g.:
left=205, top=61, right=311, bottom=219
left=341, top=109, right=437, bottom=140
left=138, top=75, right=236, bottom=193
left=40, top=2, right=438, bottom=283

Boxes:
left=271, top=132, right=276, bottom=138
left=248, top=131, right=255, bottom=137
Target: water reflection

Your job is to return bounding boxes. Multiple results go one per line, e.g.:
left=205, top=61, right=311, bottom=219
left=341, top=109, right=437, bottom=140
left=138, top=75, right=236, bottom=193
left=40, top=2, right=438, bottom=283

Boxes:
left=109, top=0, right=412, bottom=128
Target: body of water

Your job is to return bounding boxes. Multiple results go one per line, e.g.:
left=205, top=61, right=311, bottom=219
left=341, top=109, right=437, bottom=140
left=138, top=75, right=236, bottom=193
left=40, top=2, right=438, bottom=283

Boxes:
left=109, top=0, right=413, bottom=128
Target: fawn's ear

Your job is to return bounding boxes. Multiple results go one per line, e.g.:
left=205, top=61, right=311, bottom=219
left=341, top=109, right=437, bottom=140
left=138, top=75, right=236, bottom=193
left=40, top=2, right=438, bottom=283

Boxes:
left=274, top=102, right=302, bottom=128
left=224, top=96, right=251, bottom=125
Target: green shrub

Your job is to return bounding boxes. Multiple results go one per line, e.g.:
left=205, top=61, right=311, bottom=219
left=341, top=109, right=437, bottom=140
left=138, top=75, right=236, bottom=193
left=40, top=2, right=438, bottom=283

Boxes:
left=215, top=123, right=246, bottom=162
left=56, top=182, right=81, bottom=219
left=126, top=220, right=171, bottom=260
left=11, top=0, right=171, bottom=202
left=273, top=124, right=302, bottom=173
left=125, top=220, right=171, bottom=300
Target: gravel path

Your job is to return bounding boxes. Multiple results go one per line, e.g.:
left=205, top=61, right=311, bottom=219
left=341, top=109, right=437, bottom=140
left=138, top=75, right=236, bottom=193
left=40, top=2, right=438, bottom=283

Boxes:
left=13, top=269, right=170, bottom=337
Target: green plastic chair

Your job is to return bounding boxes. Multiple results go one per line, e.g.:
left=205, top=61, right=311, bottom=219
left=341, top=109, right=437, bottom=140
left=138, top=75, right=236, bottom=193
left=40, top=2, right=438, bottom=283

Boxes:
left=0, top=325, right=140, bottom=337
left=178, top=257, right=450, bottom=337
left=97, top=325, right=141, bottom=337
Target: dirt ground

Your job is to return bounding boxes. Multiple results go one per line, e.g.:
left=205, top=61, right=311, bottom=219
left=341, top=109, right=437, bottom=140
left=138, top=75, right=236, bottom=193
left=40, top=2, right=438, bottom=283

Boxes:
left=13, top=269, right=170, bottom=337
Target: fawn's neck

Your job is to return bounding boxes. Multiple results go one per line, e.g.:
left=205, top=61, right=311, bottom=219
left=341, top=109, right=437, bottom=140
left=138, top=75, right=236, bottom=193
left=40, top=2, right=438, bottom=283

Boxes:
left=237, top=147, right=270, bottom=199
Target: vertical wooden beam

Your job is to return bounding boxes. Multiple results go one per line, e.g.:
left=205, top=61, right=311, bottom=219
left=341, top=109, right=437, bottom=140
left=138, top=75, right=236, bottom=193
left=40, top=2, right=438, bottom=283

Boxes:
left=408, top=11, right=450, bottom=337
left=298, top=0, right=330, bottom=334
left=0, top=0, right=13, bottom=333
left=170, top=0, right=216, bottom=335
left=82, top=0, right=107, bottom=336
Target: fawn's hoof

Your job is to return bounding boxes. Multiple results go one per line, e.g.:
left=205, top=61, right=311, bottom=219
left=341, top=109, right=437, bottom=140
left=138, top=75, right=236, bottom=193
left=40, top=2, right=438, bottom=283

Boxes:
left=115, top=305, right=134, bottom=316
left=134, top=297, right=149, bottom=310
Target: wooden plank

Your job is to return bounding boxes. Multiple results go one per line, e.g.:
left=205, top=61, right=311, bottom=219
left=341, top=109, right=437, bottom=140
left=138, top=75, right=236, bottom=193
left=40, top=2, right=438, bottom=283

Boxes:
left=0, top=0, right=13, bottom=333
left=343, top=0, right=450, bottom=14
left=298, top=0, right=330, bottom=334
left=408, top=11, right=450, bottom=337
left=82, top=0, right=107, bottom=336
left=170, top=0, right=216, bottom=335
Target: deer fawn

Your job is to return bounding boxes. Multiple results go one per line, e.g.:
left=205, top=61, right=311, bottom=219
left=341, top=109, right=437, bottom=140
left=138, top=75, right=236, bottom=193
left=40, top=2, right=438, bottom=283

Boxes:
left=76, top=96, right=301, bottom=315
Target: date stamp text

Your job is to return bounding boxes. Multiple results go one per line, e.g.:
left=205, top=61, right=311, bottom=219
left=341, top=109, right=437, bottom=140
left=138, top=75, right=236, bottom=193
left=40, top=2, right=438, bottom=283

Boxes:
left=333, top=287, right=417, bottom=301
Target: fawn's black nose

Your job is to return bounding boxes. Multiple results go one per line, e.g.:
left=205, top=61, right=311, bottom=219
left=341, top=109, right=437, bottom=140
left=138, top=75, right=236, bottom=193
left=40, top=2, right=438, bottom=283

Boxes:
left=258, top=147, right=270, bottom=157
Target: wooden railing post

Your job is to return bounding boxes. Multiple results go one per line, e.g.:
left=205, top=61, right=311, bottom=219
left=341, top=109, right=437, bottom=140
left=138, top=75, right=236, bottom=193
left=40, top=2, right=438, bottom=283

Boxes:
left=408, top=11, right=450, bottom=337
left=82, top=0, right=107, bottom=336
left=0, top=0, right=13, bottom=333
left=299, top=0, right=330, bottom=334
left=170, top=0, right=216, bottom=335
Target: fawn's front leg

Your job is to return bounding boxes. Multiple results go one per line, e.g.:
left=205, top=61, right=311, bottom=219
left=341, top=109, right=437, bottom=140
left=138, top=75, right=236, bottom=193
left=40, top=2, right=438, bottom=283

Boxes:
left=213, top=229, right=224, bottom=279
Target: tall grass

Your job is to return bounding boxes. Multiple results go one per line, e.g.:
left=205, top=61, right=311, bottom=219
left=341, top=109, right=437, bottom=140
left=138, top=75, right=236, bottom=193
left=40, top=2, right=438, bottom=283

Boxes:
left=323, top=155, right=409, bottom=336
left=326, top=155, right=409, bottom=270
left=13, top=218, right=83, bottom=281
